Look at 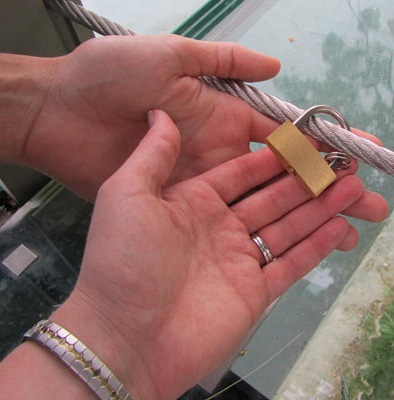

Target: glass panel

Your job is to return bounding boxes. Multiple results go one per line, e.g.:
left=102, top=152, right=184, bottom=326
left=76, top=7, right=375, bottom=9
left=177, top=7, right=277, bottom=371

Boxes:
left=173, top=0, right=244, bottom=39
left=203, top=0, right=394, bottom=397
left=1, top=1, right=393, bottom=397
left=81, top=0, right=210, bottom=35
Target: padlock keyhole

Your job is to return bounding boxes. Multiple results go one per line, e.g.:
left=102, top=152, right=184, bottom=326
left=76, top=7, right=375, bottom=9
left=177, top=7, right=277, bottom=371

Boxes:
left=287, top=166, right=297, bottom=176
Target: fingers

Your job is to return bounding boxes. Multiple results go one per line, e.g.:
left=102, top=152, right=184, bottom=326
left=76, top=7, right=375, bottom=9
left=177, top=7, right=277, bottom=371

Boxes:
left=336, top=225, right=359, bottom=251
left=232, top=174, right=309, bottom=232
left=171, top=35, right=281, bottom=81
left=199, top=147, right=284, bottom=204
left=262, top=216, right=350, bottom=302
left=248, top=176, right=363, bottom=263
left=341, top=190, right=389, bottom=222
left=199, top=138, right=385, bottom=231
left=249, top=110, right=281, bottom=143
left=231, top=160, right=359, bottom=231
left=115, top=109, right=181, bottom=194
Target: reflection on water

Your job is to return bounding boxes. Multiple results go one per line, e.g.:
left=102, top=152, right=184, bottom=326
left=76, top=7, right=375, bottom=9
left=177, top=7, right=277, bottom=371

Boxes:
left=275, top=7, right=394, bottom=162
left=273, top=5, right=394, bottom=284
left=229, top=2, right=394, bottom=397
left=304, top=261, right=335, bottom=292
left=82, top=0, right=208, bottom=35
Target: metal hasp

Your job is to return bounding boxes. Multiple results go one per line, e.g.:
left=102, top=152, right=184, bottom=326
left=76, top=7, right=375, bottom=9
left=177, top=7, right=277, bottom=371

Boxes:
left=266, top=105, right=350, bottom=198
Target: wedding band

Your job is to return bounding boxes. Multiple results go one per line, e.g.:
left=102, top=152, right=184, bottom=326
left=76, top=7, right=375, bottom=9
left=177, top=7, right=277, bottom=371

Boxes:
left=251, top=233, right=274, bottom=266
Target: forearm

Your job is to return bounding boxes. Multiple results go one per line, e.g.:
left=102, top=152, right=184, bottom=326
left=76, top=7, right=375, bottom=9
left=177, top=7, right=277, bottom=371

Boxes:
left=0, top=293, right=146, bottom=400
left=0, top=53, right=56, bottom=165
left=0, top=342, right=95, bottom=400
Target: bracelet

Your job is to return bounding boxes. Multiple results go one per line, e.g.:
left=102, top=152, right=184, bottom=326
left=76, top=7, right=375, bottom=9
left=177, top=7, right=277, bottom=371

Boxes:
left=23, top=320, right=131, bottom=400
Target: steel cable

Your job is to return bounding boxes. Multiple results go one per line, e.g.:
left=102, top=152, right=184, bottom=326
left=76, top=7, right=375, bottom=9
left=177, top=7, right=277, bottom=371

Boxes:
left=45, top=0, right=394, bottom=177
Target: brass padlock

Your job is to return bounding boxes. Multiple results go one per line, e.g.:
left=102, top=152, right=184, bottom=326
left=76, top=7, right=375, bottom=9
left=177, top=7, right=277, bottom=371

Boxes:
left=266, top=105, right=351, bottom=198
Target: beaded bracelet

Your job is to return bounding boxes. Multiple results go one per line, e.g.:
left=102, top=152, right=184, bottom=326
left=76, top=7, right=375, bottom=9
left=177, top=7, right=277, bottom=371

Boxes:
left=24, top=320, right=131, bottom=400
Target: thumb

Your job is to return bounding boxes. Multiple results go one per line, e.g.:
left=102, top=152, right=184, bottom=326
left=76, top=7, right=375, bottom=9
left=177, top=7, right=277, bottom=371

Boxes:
left=117, top=109, right=181, bottom=194
left=169, top=36, right=281, bottom=82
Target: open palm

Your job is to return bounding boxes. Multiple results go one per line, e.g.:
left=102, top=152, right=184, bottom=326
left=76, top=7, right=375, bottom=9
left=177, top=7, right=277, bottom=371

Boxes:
left=64, top=110, right=384, bottom=400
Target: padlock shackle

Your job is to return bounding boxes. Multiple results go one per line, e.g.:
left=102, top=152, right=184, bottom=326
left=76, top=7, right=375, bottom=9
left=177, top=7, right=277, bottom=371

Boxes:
left=293, top=105, right=350, bottom=131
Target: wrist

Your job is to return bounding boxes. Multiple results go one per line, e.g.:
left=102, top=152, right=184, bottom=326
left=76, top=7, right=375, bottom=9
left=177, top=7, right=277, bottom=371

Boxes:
left=51, top=289, right=158, bottom=400
left=0, top=53, right=58, bottom=165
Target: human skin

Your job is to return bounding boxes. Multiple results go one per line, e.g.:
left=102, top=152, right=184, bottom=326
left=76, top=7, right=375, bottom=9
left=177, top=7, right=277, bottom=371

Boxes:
left=0, top=34, right=389, bottom=400
left=0, top=110, right=388, bottom=400
left=0, top=34, right=280, bottom=200
left=0, top=34, right=383, bottom=205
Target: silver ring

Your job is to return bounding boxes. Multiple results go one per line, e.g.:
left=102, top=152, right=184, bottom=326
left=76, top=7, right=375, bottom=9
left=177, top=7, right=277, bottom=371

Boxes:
left=250, top=233, right=274, bottom=266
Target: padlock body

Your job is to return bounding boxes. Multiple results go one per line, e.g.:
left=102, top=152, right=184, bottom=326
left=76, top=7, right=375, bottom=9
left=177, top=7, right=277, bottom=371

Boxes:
left=266, top=121, right=336, bottom=197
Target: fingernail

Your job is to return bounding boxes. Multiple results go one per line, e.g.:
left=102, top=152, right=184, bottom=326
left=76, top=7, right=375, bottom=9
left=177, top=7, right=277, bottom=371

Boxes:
left=147, top=110, right=154, bottom=128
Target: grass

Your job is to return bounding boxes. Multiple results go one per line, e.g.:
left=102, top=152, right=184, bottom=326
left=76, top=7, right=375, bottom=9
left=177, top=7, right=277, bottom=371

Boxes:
left=340, top=291, right=394, bottom=399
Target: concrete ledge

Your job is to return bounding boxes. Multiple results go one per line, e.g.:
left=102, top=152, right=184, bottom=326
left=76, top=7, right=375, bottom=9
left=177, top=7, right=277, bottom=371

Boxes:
left=275, top=210, right=394, bottom=399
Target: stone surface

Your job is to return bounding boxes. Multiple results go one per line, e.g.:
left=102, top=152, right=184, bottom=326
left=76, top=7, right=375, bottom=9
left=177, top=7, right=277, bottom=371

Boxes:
left=275, top=210, right=394, bottom=399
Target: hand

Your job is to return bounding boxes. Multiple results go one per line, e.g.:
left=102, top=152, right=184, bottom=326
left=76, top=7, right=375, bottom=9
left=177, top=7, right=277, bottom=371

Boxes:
left=22, top=34, right=281, bottom=200
left=54, top=110, right=388, bottom=400
left=14, top=33, right=382, bottom=207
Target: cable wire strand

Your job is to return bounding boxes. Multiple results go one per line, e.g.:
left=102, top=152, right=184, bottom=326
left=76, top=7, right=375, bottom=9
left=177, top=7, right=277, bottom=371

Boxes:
left=45, top=0, right=394, bottom=177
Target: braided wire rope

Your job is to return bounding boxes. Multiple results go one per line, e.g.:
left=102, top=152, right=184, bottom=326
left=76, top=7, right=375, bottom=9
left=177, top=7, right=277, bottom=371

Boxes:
left=45, top=0, right=394, bottom=177
left=46, top=0, right=136, bottom=36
